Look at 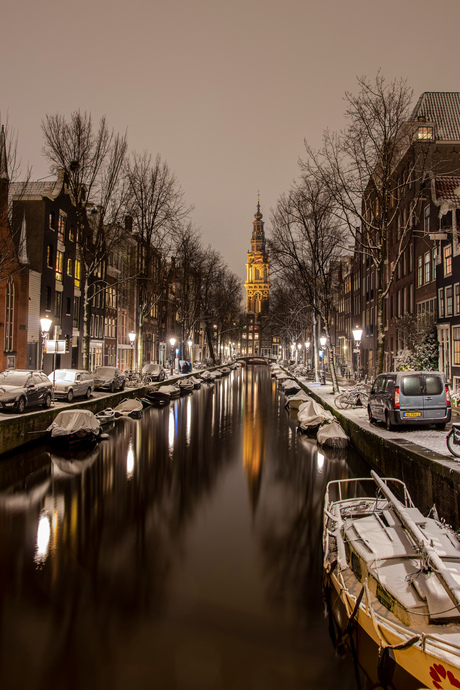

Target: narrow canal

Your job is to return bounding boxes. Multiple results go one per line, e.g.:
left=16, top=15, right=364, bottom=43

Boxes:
left=0, top=366, right=372, bottom=690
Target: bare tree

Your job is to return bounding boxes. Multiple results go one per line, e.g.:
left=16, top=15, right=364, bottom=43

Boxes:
left=41, top=111, right=128, bottom=369
left=125, top=151, right=192, bottom=366
left=0, top=122, right=31, bottom=283
left=302, top=74, right=432, bottom=374
left=270, top=175, right=345, bottom=391
left=173, top=222, right=205, bottom=359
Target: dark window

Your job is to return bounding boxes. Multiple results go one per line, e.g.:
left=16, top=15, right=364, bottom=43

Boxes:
left=45, top=285, right=52, bottom=311
left=66, top=297, right=71, bottom=316
left=401, top=376, right=422, bottom=396
left=425, top=376, right=443, bottom=396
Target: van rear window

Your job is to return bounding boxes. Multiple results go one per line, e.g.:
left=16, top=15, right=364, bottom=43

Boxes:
left=401, top=376, right=422, bottom=396
left=425, top=376, right=443, bottom=395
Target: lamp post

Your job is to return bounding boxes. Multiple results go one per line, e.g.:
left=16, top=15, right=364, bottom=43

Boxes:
left=169, top=337, right=176, bottom=374
left=320, top=336, right=327, bottom=385
left=352, top=328, right=363, bottom=381
left=40, top=318, right=52, bottom=372
left=128, top=332, right=136, bottom=372
left=305, top=341, right=310, bottom=369
left=188, top=339, right=193, bottom=366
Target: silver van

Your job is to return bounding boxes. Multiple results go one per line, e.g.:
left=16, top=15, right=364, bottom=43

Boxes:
left=368, top=371, right=451, bottom=431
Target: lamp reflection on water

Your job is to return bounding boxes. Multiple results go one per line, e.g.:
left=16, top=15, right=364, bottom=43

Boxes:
left=186, top=397, right=192, bottom=445
left=34, top=511, right=51, bottom=566
left=127, top=440, right=135, bottom=479
left=169, top=405, right=175, bottom=455
left=317, top=451, right=325, bottom=473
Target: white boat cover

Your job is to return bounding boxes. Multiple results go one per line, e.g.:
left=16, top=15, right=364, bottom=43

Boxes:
left=159, top=385, right=181, bottom=394
left=286, top=391, right=310, bottom=408
left=114, top=398, right=143, bottom=413
left=190, top=376, right=202, bottom=385
left=47, top=410, right=101, bottom=438
left=297, top=400, right=334, bottom=428
left=317, top=420, right=348, bottom=447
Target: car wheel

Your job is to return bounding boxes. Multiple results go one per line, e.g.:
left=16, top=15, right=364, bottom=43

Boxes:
left=66, top=389, right=74, bottom=403
left=110, top=382, right=116, bottom=393
left=121, top=380, right=126, bottom=391
left=16, top=397, right=26, bottom=414
left=43, top=392, right=52, bottom=409
left=436, top=422, right=446, bottom=430
left=385, top=412, right=394, bottom=432
left=85, top=387, right=92, bottom=399
left=368, top=406, right=375, bottom=424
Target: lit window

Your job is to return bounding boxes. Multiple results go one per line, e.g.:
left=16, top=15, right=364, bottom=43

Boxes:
left=446, top=286, right=453, bottom=316
left=57, top=212, right=66, bottom=242
left=47, top=244, right=54, bottom=269
left=418, top=126, right=433, bottom=140
left=56, top=251, right=63, bottom=282
left=444, top=245, right=453, bottom=276
left=67, top=258, right=73, bottom=276
left=75, top=260, right=81, bottom=288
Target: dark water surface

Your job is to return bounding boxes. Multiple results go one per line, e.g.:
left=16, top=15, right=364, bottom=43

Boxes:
left=0, top=367, right=370, bottom=690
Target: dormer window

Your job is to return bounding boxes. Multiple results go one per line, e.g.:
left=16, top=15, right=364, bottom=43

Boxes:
left=417, top=126, right=433, bottom=140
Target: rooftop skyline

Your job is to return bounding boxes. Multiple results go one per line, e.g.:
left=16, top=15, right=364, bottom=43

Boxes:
left=2, top=0, right=459, bottom=281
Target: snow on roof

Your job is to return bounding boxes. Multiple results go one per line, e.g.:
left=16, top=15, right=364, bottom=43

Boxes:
left=411, top=92, right=460, bottom=141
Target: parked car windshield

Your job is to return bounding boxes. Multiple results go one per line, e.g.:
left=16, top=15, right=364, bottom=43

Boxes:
left=51, top=370, right=76, bottom=383
left=143, top=364, right=161, bottom=373
left=94, top=367, right=116, bottom=376
left=0, top=371, right=30, bottom=386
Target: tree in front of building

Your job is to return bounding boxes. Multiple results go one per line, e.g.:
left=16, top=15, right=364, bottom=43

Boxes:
left=41, top=111, right=128, bottom=370
left=303, top=73, right=433, bottom=376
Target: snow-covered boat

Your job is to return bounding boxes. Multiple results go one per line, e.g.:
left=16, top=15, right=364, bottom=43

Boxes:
left=189, top=376, right=202, bottom=389
left=323, top=470, right=460, bottom=689
left=178, top=378, right=194, bottom=394
left=47, top=410, right=103, bottom=446
left=281, top=379, right=301, bottom=396
left=95, top=407, right=117, bottom=426
left=200, top=371, right=217, bottom=382
left=297, top=399, right=334, bottom=432
left=113, top=398, right=144, bottom=419
left=284, top=391, right=310, bottom=410
left=316, top=419, right=348, bottom=448
left=145, top=387, right=171, bottom=406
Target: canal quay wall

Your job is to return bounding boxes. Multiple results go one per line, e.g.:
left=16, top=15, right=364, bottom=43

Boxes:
left=303, top=381, right=460, bottom=530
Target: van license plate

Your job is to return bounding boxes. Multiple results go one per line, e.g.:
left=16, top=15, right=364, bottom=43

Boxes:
left=403, top=412, right=421, bottom=417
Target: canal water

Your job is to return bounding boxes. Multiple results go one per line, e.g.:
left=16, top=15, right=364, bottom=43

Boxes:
left=0, top=366, right=372, bottom=690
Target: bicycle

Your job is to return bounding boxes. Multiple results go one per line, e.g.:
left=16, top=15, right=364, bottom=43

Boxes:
left=447, top=423, right=460, bottom=457
left=334, top=385, right=369, bottom=410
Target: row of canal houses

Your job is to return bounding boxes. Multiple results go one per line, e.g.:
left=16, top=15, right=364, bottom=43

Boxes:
left=331, top=92, right=460, bottom=391
left=0, top=126, right=207, bottom=375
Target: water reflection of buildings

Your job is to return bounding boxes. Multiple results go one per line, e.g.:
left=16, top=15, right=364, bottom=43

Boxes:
left=242, top=370, right=266, bottom=514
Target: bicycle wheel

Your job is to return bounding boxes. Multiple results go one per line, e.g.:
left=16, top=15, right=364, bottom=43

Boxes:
left=334, top=394, right=348, bottom=409
left=447, top=430, right=460, bottom=458
left=359, top=393, right=369, bottom=406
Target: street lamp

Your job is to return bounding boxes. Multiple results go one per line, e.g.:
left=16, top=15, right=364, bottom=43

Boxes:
left=40, top=318, right=52, bottom=371
left=320, top=336, right=327, bottom=385
left=305, top=341, right=310, bottom=369
left=188, top=339, right=193, bottom=365
left=128, top=332, right=136, bottom=371
left=297, top=343, right=301, bottom=364
left=352, top=328, right=363, bottom=381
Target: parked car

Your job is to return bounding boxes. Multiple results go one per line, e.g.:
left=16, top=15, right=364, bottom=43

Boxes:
left=92, top=366, right=126, bottom=393
left=48, top=369, right=94, bottom=402
left=141, top=363, right=166, bottom=383
left=0, top=369, right=53, bottom=413
left=367, top=371, right=451, bottom=430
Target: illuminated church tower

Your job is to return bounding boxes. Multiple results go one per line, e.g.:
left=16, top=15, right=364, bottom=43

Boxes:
left=244, top=199, right=270, bottom=315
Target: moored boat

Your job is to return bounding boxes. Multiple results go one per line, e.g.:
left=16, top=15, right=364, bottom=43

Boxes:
left=95, top=407, right=117, bottom=426
left=47, top=410, right=103, bottom=446
left=113, top=398, right=144, bottom=419
left=145, top=387, right=171, bottom=406
left=189, top=376, right=202, bottom=389
left=323, top=470, right=460, bottom=689
left=178, top=378, right=194, bottom=394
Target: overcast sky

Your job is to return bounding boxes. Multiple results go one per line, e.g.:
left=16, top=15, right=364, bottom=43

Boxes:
left=2, top=0, right=459, bottom=281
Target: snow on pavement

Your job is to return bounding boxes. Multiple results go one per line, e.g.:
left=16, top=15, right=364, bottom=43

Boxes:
left=305, top=382, right=457, bottom=461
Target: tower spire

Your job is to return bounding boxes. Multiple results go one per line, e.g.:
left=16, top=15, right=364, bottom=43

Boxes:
left=0, top=125, right=8, bottom=182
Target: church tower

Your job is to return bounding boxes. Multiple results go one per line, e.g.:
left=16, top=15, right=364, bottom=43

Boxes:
left=244, top=199, right=270, bottom=315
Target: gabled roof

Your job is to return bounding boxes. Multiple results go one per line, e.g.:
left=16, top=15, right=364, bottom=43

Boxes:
left=9, top=180, right=59, bottom=200
left=434, top=176, right=460, bottom=204
left=411, top=92, right=460, bottom=141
